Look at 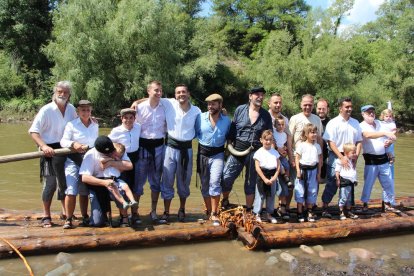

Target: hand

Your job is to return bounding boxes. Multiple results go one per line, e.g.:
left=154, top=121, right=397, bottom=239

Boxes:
left=340, top=156, right=350, bottom=168
left=354, top=181, right=358, bottom=187
left=40, top=145, right=54, bottom=157
left=296, top=171, right=302, bottom=180
left=336, top=180, right=340, bottom=187
left=265, top=179, right=273, bottom=185
left=72, top=142, right=87, bottom=153
left=290, top=161, right=296, bottom=168
left=384, top=139, right=393, bottom=148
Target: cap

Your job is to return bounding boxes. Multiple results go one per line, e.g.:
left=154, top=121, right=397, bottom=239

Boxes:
left=361, top=105, right=375, bottom=112
left=94, top=136, right=115, bottom=154
left=249, top=87, right=266, bottom=94
left=76, top=100, right=92, bottom=107
left=120, top=108, right=136, bottom=117
left=205, top=93, right=223, bottom=102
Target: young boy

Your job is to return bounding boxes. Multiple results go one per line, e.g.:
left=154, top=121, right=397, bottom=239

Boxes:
left=335, top=143, right=359, bottom=220
left=101, top=143, right=138, bottom=210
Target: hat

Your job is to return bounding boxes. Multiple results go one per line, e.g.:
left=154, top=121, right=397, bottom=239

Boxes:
left=94, top=136, right=115, bottom=154
left=249, top=87, right=266, bottom=94
left=120, top=108, right=136, bottom=117
left=76, top=100, right=92, bottom=107
left=361, top=105, right=375, bottom=112
left=205, top=93, right=223, bottom=102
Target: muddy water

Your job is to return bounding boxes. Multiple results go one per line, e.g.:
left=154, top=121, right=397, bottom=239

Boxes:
left=0, top=123, right=413, bottom=275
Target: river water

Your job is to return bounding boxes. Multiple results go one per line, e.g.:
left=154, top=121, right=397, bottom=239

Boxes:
left=0, top=123, right=413, bottom=275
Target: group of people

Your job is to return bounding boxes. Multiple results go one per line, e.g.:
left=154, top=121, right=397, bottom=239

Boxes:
left=29, top=80, right=400, bottom=229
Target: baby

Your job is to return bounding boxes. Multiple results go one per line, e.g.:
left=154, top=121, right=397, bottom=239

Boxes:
left=101, top=143, right=138, bottom=209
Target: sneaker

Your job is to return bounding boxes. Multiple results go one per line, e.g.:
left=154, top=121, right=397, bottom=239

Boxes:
left=297, top=213, right=305, bottom=223
left=268, top=216, right=277, bottom=224
left=221, top=198, right=230, bottom=210
left=63, top=218, right=73, bottom=229
left=159, top=211, right=169, bottom=224
left=178, top=208, right=186, bottom=222
left=340, top=212, right=347, bottom=220
left=307, top=211, right=315, bottom=222
left=130, top=213, right=142, bottom=225
left=322, top=210, right=332, bottom=219
left=210, top=213, right=220, bottom=226
left=255, top=214, right=262, bottom=223
left=347, top=211, right=359, bottom=219
left=362, top=203, right=369, bottom=212
left=384, top=205, right=401, bottom=214
left=150, top=210, right=158, bottom=223
left=119, top=216, right=130, bottom=227
left=79, top=215, right=90, bottom=227
left=122, top=201, right=129, bottom=210
left=129, top=200, right=138, bottom=209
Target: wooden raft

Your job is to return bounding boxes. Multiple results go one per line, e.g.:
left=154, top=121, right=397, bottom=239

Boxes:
left=0, top=197, right=413, bottom=258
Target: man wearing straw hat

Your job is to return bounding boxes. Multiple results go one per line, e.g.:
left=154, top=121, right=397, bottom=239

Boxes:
left=195, top=93, right=231, bottom=226
left=29, top=81, right=77, bottom=227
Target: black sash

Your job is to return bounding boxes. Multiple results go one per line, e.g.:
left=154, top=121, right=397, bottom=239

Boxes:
left=40, top=142, right=65, bottom=179
left=196, top=144, right=225, bottom=187
left=167, top=135, right=192, bottom=180
left=256, top=168, right=276, bottom=197
left=139, top=138, right=164, bottom=169
left=363, top=153, right=388, bottom=165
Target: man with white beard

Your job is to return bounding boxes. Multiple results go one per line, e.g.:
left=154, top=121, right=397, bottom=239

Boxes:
left=359, top=105, right=400, bottom=213
left=29, top=81, right=77, bottom=227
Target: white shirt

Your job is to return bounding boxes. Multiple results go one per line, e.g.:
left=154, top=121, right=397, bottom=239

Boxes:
left=160, top=98, right=201, bottom=141
left=108, top=123, right=141, bottom=153
left=323, top=115, right=362, bottom=152
left=289, top=113, right=323, bottom=151
left=360, top=120, right=387, bottom=155
left=296, top=141, right=322, bottom=166
left=273, top=130, right=287, bottom=149
left=335, top=159, right=357, bottom=182
left=60, top=118, right=99, bottom=148
left=103, top=164, right=121, bottom=178
left=79, top=148, right=130, bottom=178
left=253, top=147, right=280, bottom=170
left=29, top=101, right=77, bottom=144
left=136, top=100, right=167, bottom=139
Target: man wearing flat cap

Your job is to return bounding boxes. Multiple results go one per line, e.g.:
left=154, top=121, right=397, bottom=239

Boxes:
left=359, top=104, right=400, bottom=213
left=80, top=136, right=133, bottom=226
left=195, top=93, right=231, bottom=225
left=108, top=108, right=141, bottom=225
left=221, top=86, right=273, bottom=211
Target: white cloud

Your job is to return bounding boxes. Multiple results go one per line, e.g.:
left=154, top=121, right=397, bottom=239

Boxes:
left=346, top=0, right=385, bottom=25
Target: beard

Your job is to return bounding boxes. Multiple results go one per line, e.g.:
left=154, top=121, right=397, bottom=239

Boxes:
left=363, top=114, right=375, bottom=124
left=55, top=96, right=67, bottom=105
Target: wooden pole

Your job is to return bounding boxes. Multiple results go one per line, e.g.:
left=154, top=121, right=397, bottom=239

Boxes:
left=0, top=148, right=74, bottom=164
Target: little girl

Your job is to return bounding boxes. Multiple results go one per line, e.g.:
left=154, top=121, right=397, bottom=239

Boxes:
left=380, top=108, right=396, bottom=179
left=101, top=143, right=138, bottom=210
left=273, top=115, right=292, bottom=219
left=335, top=143, right=359, bottom=220
left=253, top=130, right=280, bottom=224
left=295, top=123, right=322, bottom=223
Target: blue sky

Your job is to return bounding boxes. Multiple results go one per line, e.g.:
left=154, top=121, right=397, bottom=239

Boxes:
left=201, top=0, right=385, bottom=28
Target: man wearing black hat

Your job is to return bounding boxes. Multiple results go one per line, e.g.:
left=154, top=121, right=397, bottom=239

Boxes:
left=80, top=136, right=133, bottom=226
left=221, top=87, right=273, bottom=211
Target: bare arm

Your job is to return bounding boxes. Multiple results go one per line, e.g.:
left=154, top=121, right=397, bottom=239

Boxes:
left=295, top=152, right=301, bottom=179
left=130, top=98, right=148, bottom=109
left=102, top=159, right=133, bottom=172
left=81, top=174, right=113, bottom=187
left=286, top=133, right=295, bottom=168
left=317, top=153, right=322, bottom=183
left=327, top=140, right=349, bottom=168
left=362, top=131, right=396, bottom=140
left=30, top=132, right=54, bottom=157
left=270, top=158, right=280, bottom=183
left=255, top=160, right=272, bottom=185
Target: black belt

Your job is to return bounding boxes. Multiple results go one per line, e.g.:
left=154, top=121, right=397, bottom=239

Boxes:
left=363, top=153, right=388, bottom=165
left=40, top=142, right=63, bottom=178
left=257, top=168, right=276, bottom=197
left=139, top=138, right=164, bottom=169
left=299, top=163, right=318, bottom=200
left=234, top=139, right=260, bottom=151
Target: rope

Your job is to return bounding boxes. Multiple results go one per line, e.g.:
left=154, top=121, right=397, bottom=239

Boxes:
left=0, top=237, right=34, bottom=276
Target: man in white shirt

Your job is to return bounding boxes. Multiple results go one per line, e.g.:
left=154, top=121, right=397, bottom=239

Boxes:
left=159, top=84, right=201, bottom=223
left=359, top=105, right=399, bottom=213
left=321, top=97, right=362, bottom=218
left=29, top=81, right=77, bottom=227
left=134, top=80, right=167, bottom=222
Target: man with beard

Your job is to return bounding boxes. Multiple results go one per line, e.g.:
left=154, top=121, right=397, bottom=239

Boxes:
left=29, top=81, right=77, bottom=227
left=359, top=105, right=400, bottom=213
left=321, top=97, right=362, bottom=218
left=316, top=98, right=330, bottom=182
left=221, top=87, right=273, bottom=211
left=195, top=93, right=231, bottom=225
left=158, top=84, right=201, bottom=223
left=133, top=80, right=166, bottom=223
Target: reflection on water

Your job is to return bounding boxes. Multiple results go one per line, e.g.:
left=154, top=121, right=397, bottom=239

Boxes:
left=0, top=123, right=413, bottom=274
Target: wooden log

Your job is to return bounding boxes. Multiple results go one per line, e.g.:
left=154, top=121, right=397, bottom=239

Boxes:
left=0, top=225, right=231, bottom=258
left=256, top=216, right=414, bottom=250
left=0, top=148, right=74, bottom=164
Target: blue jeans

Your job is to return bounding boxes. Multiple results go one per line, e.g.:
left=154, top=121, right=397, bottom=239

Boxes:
left=322, top=151, right=339, bottom=204
left=361, top=163, right=394, bottom=204
left=221, top=152, right=257, bottom=195
left=295, top=168, right=318, bottom=204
